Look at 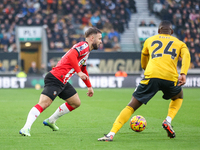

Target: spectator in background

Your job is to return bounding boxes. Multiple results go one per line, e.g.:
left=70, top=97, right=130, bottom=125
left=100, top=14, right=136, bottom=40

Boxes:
left=153, top=0, right=163, bottom=17
left=63, top=38, right=71, bottom=51
left=28, top=61, right=38, bottom=74
left=83, top=22, right=91, bottom=34
left=4, top=19, right=10, bottom=31
left=39, top=63, right=47, bottom=75
left=33, top=0, right=41, bottom=12
left=189, top=9, right=198, bottom=21
left=1, top=34, right=9, bottom=47
left=129, top=0, right=137, bottom=13
left=96, top=20, right=103, bottom=30
left=115, top=66, right=127, bottom=77
left=81, top=13, right=90, bottom=25
left=100, top=9, right=107, bottom=25
left=194, top=39, right=200, bottom=54
left=26, top=18, right=33, bottom=26
left=112, top=36, right=121, bottom=52
left=47, top=59, right=55, bottom=72
left=8, top=43, right=17, bottom=52
left=108, top=28, right=120, bottom=41
left=9, top=64, right=20, bottom=73
left=102, top=35, right=112, bottom=49
left=105, top=0, right=116, bottom=10
left=174, top=9, right=182, bottom=21
left=190, top=47, right=196, bottom=68
left=103, top=19, right=113, bottom=32
left=90, top=11, right=100, bottom=26
left=48, top=41, right=55, bottom=50
left=0, top=0, right=133, bottom=54
left=0, top=63, right=6, bottom=72
left=87, top=64, right=100, bottom=73
left=164, top=8, right=173, bottom=22
left=124, top=0, right=132, bottom=21
left=28, top=4, right=36, bottom=14
left=98, top=43, right=104, bottom=51
left=175, top=19, right=184, bottom=40
left=119, top=9, right=129, bottom=29
left=139, top=20, right=147, bottom=27
left=159, top=5, right=168, bottom=19
left=149, top=20, right=156, bottom=27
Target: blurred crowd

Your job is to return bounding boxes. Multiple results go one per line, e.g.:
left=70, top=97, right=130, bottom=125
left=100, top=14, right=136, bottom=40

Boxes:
left=0, top=0, right=136, bottom=53
left=149, top=0, right=200, bottom=68
left=1, top=0, right=199, bottom=71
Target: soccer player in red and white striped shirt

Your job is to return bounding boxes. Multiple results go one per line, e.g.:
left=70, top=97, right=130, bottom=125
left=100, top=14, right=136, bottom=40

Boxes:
left=20, top=27, right=102, bottom=136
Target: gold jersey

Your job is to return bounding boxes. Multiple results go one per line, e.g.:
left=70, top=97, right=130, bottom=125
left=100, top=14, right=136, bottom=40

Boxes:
left=141, top=34, right=191, bottom=82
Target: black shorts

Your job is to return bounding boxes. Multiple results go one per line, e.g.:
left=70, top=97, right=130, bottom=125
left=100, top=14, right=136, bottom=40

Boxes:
left=133, top=78, right=182, bottom=104
left=41, top=72, right=77, bottom=101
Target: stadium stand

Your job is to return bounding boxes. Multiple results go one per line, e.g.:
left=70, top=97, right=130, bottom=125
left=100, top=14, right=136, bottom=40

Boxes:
left=0, top=0, right=136, bottom=53
left=0, top=0, right=199, bottom=69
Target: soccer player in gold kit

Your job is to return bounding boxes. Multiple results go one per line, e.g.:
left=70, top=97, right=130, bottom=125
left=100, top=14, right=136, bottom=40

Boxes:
left=98, top=20, right=191, bottom=141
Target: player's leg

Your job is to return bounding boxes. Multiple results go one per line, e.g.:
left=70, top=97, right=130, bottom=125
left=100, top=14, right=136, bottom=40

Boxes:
left=162, top=81, right=183, bottom=138
left=47, top=93, right=80, bottom=123
left=163, top=90, right=183, bottom=138
left=43, top=93, right=80, bottom=131
left=166, top=90, right=183, bottom=123
left=44, top=83, right=79, bottom=130
left=111, top=97, right=143, bottom=134
left=98, top=78, right=158, bottom=141
left=19, top=72, right=60, bottom=136
left=19, top=94, right=53, bottom=136
left=98, top=96, right=142, bottom=141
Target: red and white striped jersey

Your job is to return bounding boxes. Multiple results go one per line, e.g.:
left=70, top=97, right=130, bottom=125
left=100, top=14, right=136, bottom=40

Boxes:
left=50, top=41, right=90, bottom=84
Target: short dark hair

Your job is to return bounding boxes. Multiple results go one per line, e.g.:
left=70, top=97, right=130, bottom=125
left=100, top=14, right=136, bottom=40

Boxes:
left=85, top=27, right=102, bottom=38
left=158, top=20, right=173, bottom=34
left=159, top=20, right=172, bottom=28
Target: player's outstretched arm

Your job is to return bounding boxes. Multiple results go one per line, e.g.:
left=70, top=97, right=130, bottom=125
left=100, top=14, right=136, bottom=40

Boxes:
left=87, top=87, right=94, bottom=97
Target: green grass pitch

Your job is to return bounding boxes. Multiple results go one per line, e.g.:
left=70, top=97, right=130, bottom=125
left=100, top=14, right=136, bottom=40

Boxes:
left=0, top=88, right=199, bottom=150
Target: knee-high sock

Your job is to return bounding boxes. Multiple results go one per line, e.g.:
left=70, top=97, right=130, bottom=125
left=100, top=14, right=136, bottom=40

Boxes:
left=167, top=98, right=183, bottom=121
left=23, top=104, right=43, bottom=129
left=110, top=106, right=134, bottom=133
left=48, top=102, right=74, bottom=123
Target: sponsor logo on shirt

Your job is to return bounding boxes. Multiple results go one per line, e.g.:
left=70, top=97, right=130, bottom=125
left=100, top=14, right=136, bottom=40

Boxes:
left=76, top=43, right=88, bottom=52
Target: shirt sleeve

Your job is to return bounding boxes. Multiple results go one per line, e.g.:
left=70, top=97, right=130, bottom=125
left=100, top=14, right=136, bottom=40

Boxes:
left=81, top=65, right=92, bottom=87
left=67, top=49, right=81, bottom=73
left=180, top=44, right=191, bottom=75
left=141, top=40, right=149, bottom=70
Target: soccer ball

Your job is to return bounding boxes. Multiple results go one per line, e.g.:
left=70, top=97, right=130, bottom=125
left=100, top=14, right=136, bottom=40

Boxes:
left=130, top=115, right=147, bottom=132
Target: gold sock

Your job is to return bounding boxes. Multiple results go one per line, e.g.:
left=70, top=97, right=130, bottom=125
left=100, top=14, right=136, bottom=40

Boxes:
left=167, top=98, right=183, bottom=120
left=110, top=106, right=134, bottom=133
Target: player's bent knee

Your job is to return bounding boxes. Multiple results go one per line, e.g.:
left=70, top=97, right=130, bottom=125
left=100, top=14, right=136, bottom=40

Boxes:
left=38, top=94, right=53, bottom=110
left=66, top=93, right=81, bottom=108
left=67, top=99, right=81, bottom=109
left=74, top=100, right=81, bottom=108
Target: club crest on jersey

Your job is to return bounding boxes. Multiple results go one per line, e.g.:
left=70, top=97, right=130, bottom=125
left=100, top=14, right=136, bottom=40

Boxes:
left=53, top=91, right=57, bottom=96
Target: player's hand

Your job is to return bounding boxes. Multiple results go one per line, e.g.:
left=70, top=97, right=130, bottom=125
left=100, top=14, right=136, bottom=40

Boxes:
left=178, top=74, right=186, bottom=86
left=87, top=87, right=94, bottom=97
left=77, top=71, right=89, bottom=80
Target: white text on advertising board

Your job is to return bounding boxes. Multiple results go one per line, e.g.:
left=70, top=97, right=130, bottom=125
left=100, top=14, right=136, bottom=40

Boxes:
left=79, top=76, right=124, bottom=88
left=0, top=77, right=27, bottom=88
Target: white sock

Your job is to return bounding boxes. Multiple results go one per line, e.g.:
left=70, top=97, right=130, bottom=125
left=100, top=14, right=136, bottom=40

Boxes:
left=23, top=107, right=41, bottom=129
left=48, top=103, right=71, bottom=123
left=166, top=116, right=172, bottom=124
left=107, top=132, right=115, bottom=137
